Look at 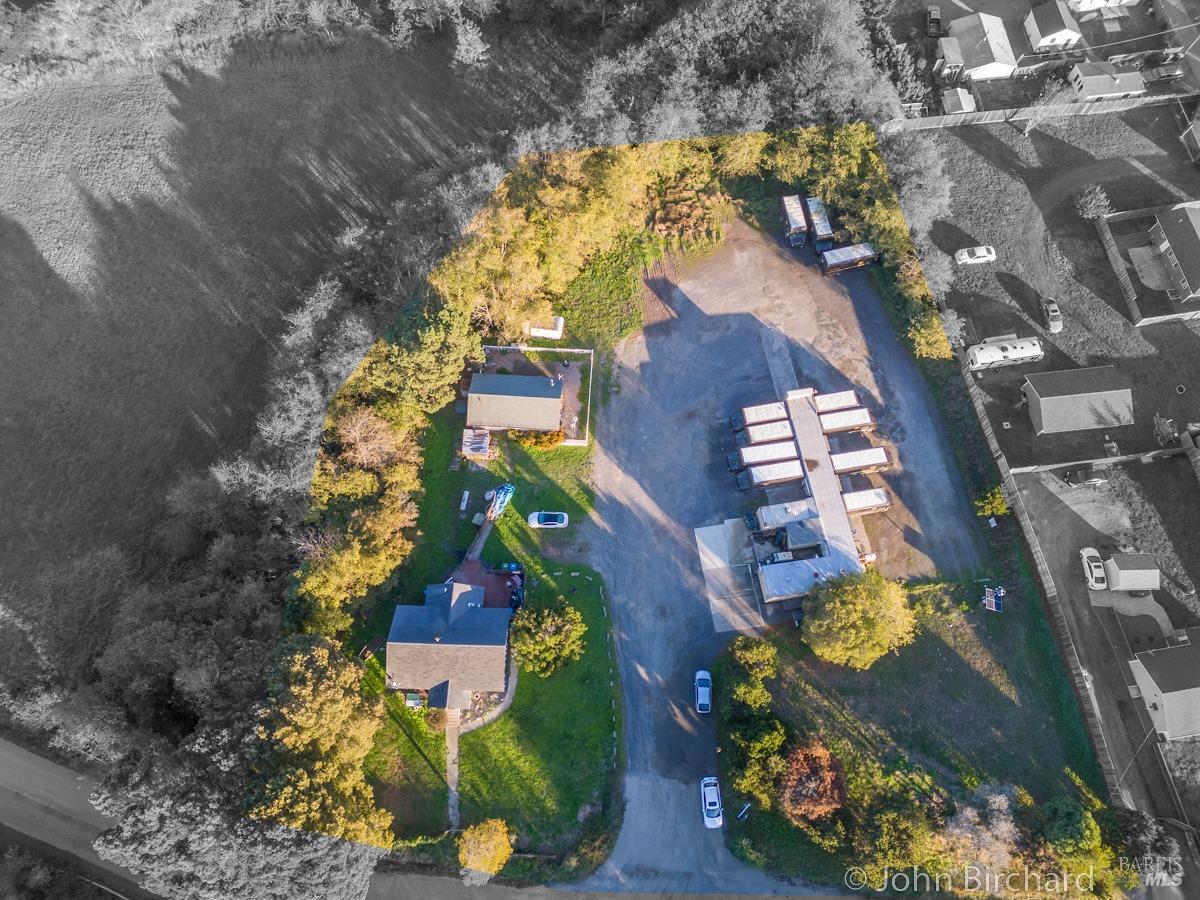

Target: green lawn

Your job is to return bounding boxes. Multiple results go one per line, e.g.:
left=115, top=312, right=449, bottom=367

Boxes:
left=458, top=564, right=622, bottom=881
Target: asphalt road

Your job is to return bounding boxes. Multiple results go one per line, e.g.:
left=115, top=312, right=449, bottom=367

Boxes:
left=577, top=221, right=981, bottom=894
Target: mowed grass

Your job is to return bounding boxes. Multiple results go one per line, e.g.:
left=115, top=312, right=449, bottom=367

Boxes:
left=0, top=29, right=579, bottom=586
left=458, top=564, right=622, bottom=880
left=362, top=656, right=449, bottom=839
left=723, top=585, right=1098, bottom=876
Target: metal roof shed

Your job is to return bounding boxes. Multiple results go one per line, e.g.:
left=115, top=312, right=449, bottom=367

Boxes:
left=467, top=373, right=563, bottom=431
left=942, top=87, right=976, bottom=114
left=1022, top=366, right=1133, bottom=435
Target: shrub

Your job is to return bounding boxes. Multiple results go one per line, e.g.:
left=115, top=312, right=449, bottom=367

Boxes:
left=510, top=429, right=565, bottom=450
left=729, top=717, right=788, bottom=809
left=509, top=600, right=587, bottom=677
left=1075, top=184, right=1113, bottom=222
left=779, top=740, right=845, bottom=824
left=1040, top=797, right=1101, bottom=859
left=852, top=796, right=941, bottom=889
left=974, top=484, right=1009, bottom=518
left=802, top=569, right=916, bottom=670
left=729, top=635, right=778, bottom=681
left=458, top=819, right=512, bottom=881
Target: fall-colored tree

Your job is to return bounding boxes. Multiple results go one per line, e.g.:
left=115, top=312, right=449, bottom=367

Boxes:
left=336, top=407, right=401, bottom=471
left=779, top=740, right=845, bottom=824
left=974, top=484, right=1009, bottom=518
left=803, top=569, right=915, bottom=670
left=458, top=818, right=512, bottom=880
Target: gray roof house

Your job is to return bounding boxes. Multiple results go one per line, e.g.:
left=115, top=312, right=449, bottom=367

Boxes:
left=386, top=582, right=511, bottom=709
left=947, top=13, right=1017, bottom=80
left=466, top=373, right=563, bottom=432
left=1129, top=628, right=1200, bottom=740
left=1024, top=0, right=1082, bottom=52
left=1069, top=62, right=1146, bottom=101
left=1150, top=200, right=1200, bottom=302
left=1022, top=366, right=1134, bottom=435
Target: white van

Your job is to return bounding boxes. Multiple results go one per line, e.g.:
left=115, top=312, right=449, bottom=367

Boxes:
left=966, top=335, right=1044, bottom=372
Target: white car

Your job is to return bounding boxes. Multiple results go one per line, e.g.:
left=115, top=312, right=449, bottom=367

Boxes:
left=1080, top=547, right=1107, bottom=591
left=527, top=511, right=569, bottom=529
left=694, top=670, right=712, bottom=714
left=954, top=245, right=997, bottom=265
left=700, top=776, right=723, bottom=829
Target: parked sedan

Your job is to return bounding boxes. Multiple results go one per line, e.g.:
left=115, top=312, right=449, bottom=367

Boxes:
left=926, top=5, right=941, bottom=36
left=694, top=670, right=713, bottom=714
left=1145, top=65, right=1185, bottom=84
left=527, top=511, right=569, bottom=529
left=700, top=776, right=724, bottom=829
left=1040, top=297, right=1063, bottom=333
left=1062, top=466, right=1107, bottom=488
left=954, top=245, right=997, bottom=265
left=1080, top=547, right=1107, bottom=591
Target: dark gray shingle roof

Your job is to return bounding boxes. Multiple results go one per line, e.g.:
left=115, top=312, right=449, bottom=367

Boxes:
left=1024, top=366, right=1130, bottom=398
left=1155, top=201, right=1200, bottom=294
left=1030, top=0, right=1079, bottom=38
left=466, top=374, right=563, bottom=431
left=1136, top=628, right=1200, bottom=694
left=1108, top=553, right=1158, bottom=571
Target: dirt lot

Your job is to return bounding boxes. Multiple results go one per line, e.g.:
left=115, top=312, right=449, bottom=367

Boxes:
left=932, top=109, right=1200, bottom=467
left=0, top=32, right=576, bottom=586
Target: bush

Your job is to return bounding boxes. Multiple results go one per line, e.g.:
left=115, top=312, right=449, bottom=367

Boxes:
left=510, top=429, right=565, bottom=450
left=803, top=570, right=916, bottom=670
left=458, top=819, right=512, bottom=881
left=779, top=740, right=845, bottom=824
left=509, top=600, right=587, bottom=677
left=1041, top=797, right=1101, bottom=859
left=974, top=484, right=1009, bottom=518
left=1075, top=184, right=1113, bottom=221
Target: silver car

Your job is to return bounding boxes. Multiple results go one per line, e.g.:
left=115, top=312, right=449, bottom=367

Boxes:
left=1080, top=547, right=1107, bottom=591
left=954, top=245, right=997, bottom=265
left=694, top=670, right=712, bottom=714
left=1040, top=298, right=1063, bottom=333
left=527, top=511, right=569, bottom=529
left=700, top=776, right=724, bottom=829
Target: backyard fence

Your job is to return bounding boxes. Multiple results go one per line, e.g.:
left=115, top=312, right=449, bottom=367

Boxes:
left=882, top=91, right=1200, bottom=132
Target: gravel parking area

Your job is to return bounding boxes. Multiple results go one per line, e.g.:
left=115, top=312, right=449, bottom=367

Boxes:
left=579, top=219, right=981, bottom=892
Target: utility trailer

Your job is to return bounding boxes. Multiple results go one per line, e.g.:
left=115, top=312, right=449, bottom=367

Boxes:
left=781, top=195, right=808, bottom=247
left=730, top=401, right=788, bottom=431
left=819, top=407, right=874, bottom=434
left=830, top=446, right=890, bottom=475
left=737, top=419, right=795, bottom=446
left=736, top=458, right=806, bottom=491
left=814, top=390, right=859, bottom=414
left=842, top=487, right=891, bottom=514
left=726, top=439, right=799, bottom=472
left=803, top=197, right=835, bottom=251
left=819, top=243, right=878, bottom=275
left=966, top=334, right=1044, bottom=372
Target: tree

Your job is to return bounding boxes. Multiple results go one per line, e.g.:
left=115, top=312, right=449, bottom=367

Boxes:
left=510, top=601, right=586, bottom=677
left=729, top=717, right=788, bottom=809
left=1021, top=79, right=1074, bottom=136
left=1041, top=796, right=1101, bottom=859
left=803, top=570, right=915, bottom=670
left=1075, top=183, right=1112, bottom=222
left=458, top=819, right=512, bottom=883
left=729, top=635, right=777, bottom=681
left=1116, top=808, right=1179, bottom=861
left=779, top=740, right=845, bottom=824
left=452, top=15, right=489, bottom=68
left=974, top=484, right=1008, bottom=518
left=335, top=407, right=400, bottom=471
left=249, top=637, right=393, bottom=848
left=853, top=798, right=941, bottom=889
left=940, top=308, right=967, bottom=349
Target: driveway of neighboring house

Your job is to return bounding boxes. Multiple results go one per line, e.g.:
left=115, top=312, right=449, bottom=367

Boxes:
left=577, top=220, right=982, bottom=893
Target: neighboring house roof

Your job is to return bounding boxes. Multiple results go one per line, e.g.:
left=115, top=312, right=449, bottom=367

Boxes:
left=938, top=37, right=964, bottom=67
left=1133, top=628, right=1200, bottom=739
left=948, top=13, right=1017, bottom=74
left=1028, top=0, right=1081, bottom=40
left=1154, top=201, right=1200, bottom=297
left=1071, top=61, right=1145, bottom=98
left=943, top=87, right=977, bottom=114
left=386, top=582, right=510, bottom=708
left=1022, top=366, right=1134, bottom=434
left=466, top=373, right=564, bottom=431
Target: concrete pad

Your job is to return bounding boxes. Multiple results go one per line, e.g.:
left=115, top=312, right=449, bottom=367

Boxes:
left=1089, top=589, right=1176, bottom=639
left=692, top=518, right=754, bottom=570
left=1128, top=246, right=1172, bottom=291
left=704, top=565, right=764, bottom=634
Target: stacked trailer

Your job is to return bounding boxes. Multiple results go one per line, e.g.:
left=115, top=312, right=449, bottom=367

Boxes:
left=830, top=446, right=891, bottom=475
left=736, top=459, right=806, bottom=491
left=814, top=390, right=859, bottom=414
left=737, top=419, right=795, bottom=446
left=842, top=487, right=891, bottom=515
left=727, top=439, right=799, bottom=472
left=730, top=401, right=788, bottom=432
left=819, top=407, right=874, bottom=435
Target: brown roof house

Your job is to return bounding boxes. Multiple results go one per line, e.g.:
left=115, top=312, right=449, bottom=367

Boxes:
left=1022, top=366, right=1134, bottom=435
left=1130, top=628, right=1200, bottom=740
left=386, top=582, right=511, bottom=709
left=1150, top=200, right=1200, bottom=302
left=466, top=373, right=563, bottom=432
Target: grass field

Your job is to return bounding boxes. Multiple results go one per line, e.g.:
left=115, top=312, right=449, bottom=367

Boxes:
left=458, top=564, right=622, bottom=881
left=0, top=29, right=579, bottom=589
left=720, top=583, right=1101, bottom=877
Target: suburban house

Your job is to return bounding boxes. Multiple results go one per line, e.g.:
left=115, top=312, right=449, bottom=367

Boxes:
left=1129, top=628, right=1200, bottom=741
left=1068, top=61, right=1146, bottom=101
left=947, top=13, right=1017, bottom=80
left=1149, top=200, right=1200, bottom=302
left=1182, top=115, right=1200, bottom=163
left=385, top=582, right=511, bottom=709
left=942, top=86, right=977, bottom=114
left=1065, top=0, right=1138, bottom=10
left=1023, top=0, right=1082, bottom=52
left=1021, top=366, right=1134, bottom=434
left=466, top=373, right=564, bottom=432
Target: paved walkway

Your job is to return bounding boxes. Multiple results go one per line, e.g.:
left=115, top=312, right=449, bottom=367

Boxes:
left=444, top=709, right=461, bottom=831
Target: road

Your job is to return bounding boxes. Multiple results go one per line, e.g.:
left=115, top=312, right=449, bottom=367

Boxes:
left=578, top=221, right=981, bottom=893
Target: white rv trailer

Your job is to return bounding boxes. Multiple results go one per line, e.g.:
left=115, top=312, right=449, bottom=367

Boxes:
left=842, top=487, right=891, bottom=514
left=830, top=446, right=891, bottom=474
left=731, top=401, right=789, bottom=431
left=744, top=419, right=794, bottom=444
left=727, top=439, right=800, bottom=471
left=819, top=407, right=874, bottom=434
left=814, top=390, right=859, bottom=414
left=819, top=243, right=878, bottom=275
left=736, top=458, right=806, bottom=491
left=966, top=334, right=1044, bottom=371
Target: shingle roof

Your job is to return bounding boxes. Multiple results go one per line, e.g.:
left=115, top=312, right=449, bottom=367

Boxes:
left=1136, top=628, right=1200, bottom=694
left=1072, top=62, right=1145, bottom=97
left=466, top=374, right=563, bottom=431
left=1025, top=366, right=1130, bottom=399
left=1155, top=201, right=1200, bottom=296
left=1024, top=366, right=1134, bottom=434
left=1030, top=0, right=1079, bottom=38
left=948, top=13, right=1016, bottom=71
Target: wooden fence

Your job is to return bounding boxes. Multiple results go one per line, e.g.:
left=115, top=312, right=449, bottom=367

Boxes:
left=882, top=91, right=1200, bottom=132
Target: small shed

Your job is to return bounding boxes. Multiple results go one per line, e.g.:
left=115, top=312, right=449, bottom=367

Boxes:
left=1021, top=366, right=1134, bottom=435
left=1024, top=0, right=1083, bottom=52
left=1103, top=553, right=1161, bottom=592
left=1069, top=62, right=1146, bottom=101
left=942, top=87, right=977, bottom=114
left=466, top=373, right=564, bottom=432
left=936, top=37, right=965, bottom=80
